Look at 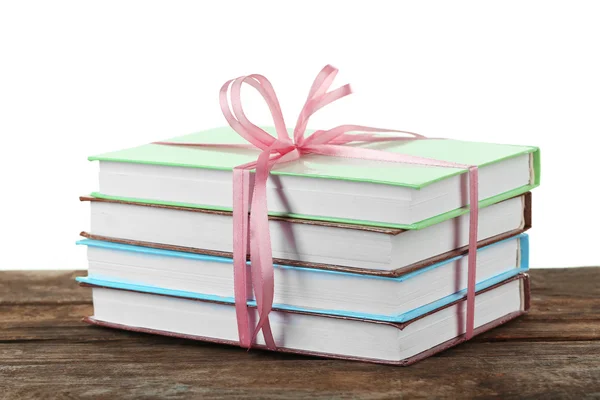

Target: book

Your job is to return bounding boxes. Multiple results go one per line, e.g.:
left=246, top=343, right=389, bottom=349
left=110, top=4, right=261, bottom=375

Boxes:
left=88, top=127, right=540, bottom=229
left=80, top=192, right=531, bottom=273
left=76, top=233, right=528, bottom=321
left=79, top=273, right=530, bottom=365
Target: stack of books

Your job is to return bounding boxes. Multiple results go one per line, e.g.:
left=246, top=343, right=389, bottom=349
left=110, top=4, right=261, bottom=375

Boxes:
left=77, top=127, right=540, bottom=365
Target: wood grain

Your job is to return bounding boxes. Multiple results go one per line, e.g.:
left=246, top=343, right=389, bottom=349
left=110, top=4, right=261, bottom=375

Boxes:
left=1, top=268, right=599, bottom=399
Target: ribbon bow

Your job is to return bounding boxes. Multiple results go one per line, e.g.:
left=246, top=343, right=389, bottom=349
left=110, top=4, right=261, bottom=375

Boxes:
left=156, top=65, right=479, bottom=350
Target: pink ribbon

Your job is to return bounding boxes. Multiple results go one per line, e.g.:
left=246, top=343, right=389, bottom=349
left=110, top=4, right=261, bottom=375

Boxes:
left=156, top=65, right=479, bottom=349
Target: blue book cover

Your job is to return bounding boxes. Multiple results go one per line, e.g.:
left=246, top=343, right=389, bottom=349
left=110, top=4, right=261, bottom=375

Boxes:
left=77, top=234, right=529, bottom=323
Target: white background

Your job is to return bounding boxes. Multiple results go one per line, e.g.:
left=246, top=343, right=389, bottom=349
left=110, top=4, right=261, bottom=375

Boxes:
left=1, top=1, right=598, bottom=270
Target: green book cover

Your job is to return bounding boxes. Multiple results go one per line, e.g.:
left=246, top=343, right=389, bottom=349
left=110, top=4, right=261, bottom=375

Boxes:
left=89, top=127, right=540, bottom=229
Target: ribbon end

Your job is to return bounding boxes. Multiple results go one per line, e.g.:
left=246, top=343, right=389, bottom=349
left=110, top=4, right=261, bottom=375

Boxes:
left=251, top=323, right=277, bottom=351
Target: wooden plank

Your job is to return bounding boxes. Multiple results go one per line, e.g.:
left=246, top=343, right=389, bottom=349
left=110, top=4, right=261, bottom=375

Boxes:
left=529, top=267, right=600, bottom=297
left=0, top=270, right=89, bottom=305
left=0, top=341, right=598, bottom=399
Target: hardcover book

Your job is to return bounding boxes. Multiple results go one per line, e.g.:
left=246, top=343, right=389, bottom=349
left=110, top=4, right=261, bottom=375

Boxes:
left=79, top=273, right=530, bottom=365
left=88, top=127, right=540, bottom=229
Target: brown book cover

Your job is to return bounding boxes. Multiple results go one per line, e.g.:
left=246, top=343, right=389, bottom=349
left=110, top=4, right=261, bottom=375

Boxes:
left=80, top=192, right=531, bottom=277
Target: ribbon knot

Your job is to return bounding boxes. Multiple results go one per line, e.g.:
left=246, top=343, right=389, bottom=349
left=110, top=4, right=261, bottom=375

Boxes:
left=156, top=65, right=480, bottom=351
left=273, top=140, right=298, bottom=157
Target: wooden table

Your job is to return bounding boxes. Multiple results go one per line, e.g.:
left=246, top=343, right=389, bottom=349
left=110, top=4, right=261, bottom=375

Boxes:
left=1, top=268, right=599, bottom=399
